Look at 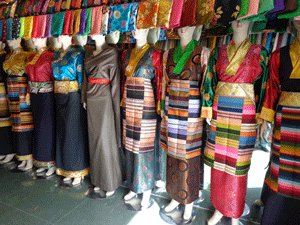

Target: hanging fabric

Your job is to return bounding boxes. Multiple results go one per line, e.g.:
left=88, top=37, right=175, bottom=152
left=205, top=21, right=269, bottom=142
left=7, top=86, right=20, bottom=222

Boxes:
left=128, top=2, right=139, bottom=32
left=90, top=6, right=102, bottom=36
left=157, top=0, right=173, bottom=28
left=9, top=1, right=17, bottom=17
left=268, top=0, right=284, bottom=14
left=47, top=0, right=56, bottom=13
left=196, top=0, right=216, bottom=26
left=0, top=19, right=3, bottom=40
left=278, top=0, right=300, bottom=18
left=136, top=0, right=159, bottom=29
left=62, top=10, right=72, bottom=35
left=237, top=0, right=260, bottom=20
left=6, top=17, right=12, bottom=40
left=44, top=14, right=52, bottom=37
left=78, top=8, right=87, bottom=34
left=167, top=0, right=183, bottom=29
left=19, top=17, right=24, bottom=38
left=31, top=16, right=40, bottom=38
left=55, top=0, right=62, bottom=12
left=241, top=0, right=274, bottom=22
left=72, top=9, right=82, bottom=36
left=238, top=0, right=250, bottom=18
left=51, top=11, right=65, bottom=38
left=101, top=5, right=109, bottom=35
left=107, top=5, right=114, bottom=34
left=110, top=3, right=132, bottom=33
left=213, top=0, right=241, bottom=25
left=80, top=7, right=91, bottom=35
left=36, top=0, right=45, bottom=14
left=93, top=0, right=101, bottom=6
left=180, top=0, right=197, bottom=27
left=23, top=16, right=34, bottom=40
left=2, top=19, right=6, bottom=41
left=42, top=0, right=50, bottom=14
left=82, top=0, right=88, bottom=8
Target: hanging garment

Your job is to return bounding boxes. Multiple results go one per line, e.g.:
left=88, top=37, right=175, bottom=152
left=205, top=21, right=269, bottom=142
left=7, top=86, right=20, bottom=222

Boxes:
left=52, top=45, right=89, bottom=178
left=160, top=41, right=210, bottom=204
left=26, top=49, right=55, bottom=169
left=78, top=9, right=86, bottom=35
left=259, top=40, right=300, bottom=225
left=0, top=50, right=13, bottom=156
left=214, top=0, right=241, bottom=25
left=3, top=48, right=34, bottom=161
left=136, top=0, right=159, bottom=29
left=122, top=44, right=166, bottom=193
left=82, top=44, right=123, bottom=192
left=202, top=39, right=269, bottom=218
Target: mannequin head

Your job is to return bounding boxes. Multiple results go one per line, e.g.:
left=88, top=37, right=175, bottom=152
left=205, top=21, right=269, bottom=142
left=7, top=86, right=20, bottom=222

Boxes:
left=132, top=29, right=149, bottom=40
left=193, top=25, right=203, bottom=41
left=178, top=26, right=196, bottom=40
left=7, top=38, right=21, bottom=50
left=73, top=35, right=88, bottom=47
left=32, top=38, right=47, bottom=50
left=147, top=27, right=161, bottom=45
left=231, top=20, right=251, bottom=34
left=106, top=31, right=120, bottom=44
left=91, top=34, right=106, bottom=50
left=58, top=35, right=72, bottom=50
left=49, top=37, right=62, bottom=50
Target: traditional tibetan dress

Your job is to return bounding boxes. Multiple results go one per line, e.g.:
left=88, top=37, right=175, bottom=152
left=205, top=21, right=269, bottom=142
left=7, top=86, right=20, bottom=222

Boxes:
left=26, top=48, right=55, bottom=169
left=202, top=39, right=268, bottom=218
left=52, top=45, right=89, bottom=178
left=0, top=50, right=13, bottom=156
left=3, top=48, right=34, bottom=161
left=160, top=41, right=210, bottom=204
left=82, top=44, right=123, bottom=192
left=122, top=43, right=166, bottom=193
left=260, top=40, right=300, bottom=225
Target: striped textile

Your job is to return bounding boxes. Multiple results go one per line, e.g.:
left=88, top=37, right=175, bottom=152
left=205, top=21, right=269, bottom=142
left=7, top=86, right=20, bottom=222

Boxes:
left=204, top=82, right=257, bottom=176
left=123, top=77, right=157, bottom=154
left=7, top=76, right=34, bottom=132
left=0, top=83, right=11, bottom=127
left=161, top=79, right=203, bottom=159
left=265, top=101, right=300, bottom=199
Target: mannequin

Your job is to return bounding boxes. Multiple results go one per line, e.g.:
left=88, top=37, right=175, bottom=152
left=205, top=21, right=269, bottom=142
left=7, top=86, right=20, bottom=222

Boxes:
left=82, top=34, right=123, bottom=199
left=53, top=35, right=89, bottom=187
left=122, top=28, right=165, bottom=209
left=49, top=37, right=62, bottom=51
left=259, top=19, right=300, bottom=225
left=106, top=31, right=120, bottom=44
left=202, top=20, right=269, bottom=225
left=0, top=40, right=13, bottom=164
left=26, top=38, right=56, bottom=177
left=3, top=38, right=34, bottom=171
left=147, top=27, right=161, bottom=45
left=160, top=26, right=208, bottom=222
left=73, top=35, right=88, bottom=47
left=193, top=25, right=203, bottom=42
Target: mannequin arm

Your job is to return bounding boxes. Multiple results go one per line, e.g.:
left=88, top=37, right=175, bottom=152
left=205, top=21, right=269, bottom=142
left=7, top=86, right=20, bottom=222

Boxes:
left=260, top=120, right=269, bottom=140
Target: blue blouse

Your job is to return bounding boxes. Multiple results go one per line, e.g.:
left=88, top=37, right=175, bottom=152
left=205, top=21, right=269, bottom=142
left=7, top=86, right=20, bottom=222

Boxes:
left=52, top=45, right=84, bottom=86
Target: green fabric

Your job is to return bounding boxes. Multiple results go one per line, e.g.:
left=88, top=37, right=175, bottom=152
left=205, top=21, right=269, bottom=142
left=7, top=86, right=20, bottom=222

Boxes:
left=202, top=46, right=219, bottom=109
left=19, top=17, right=25, bottom=38
left=82, top=0, right=88, bottom=8
left=80, top=7, right=92, bottom=36
left=237, top=0, right=250, bottom=18
left=240, top=0, right=274, bottom=22
left=51, top=12, right=65, bottom=38
left=253, top=47, right=269, bottom=114
left=252, top=21, right=267, bottom=32
left=278, top=0, right=300, bottom=19
left=173, top=40, right=199, bottom=75
left=251, top=34, right=257, bottom=44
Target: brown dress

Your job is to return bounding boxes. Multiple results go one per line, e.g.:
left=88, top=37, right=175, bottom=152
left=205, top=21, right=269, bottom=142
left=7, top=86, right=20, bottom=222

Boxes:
left=82, top=44, right=123, bottom=192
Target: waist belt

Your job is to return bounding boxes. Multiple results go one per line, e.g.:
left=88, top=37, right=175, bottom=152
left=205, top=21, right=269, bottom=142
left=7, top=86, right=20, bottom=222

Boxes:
left=29, top=81, right=53, bottom=94
left=278, top=91, right=300, bottom=107
left=54, top=81, right=79, bottom=94
left=88, top=78, right=110, bottom=84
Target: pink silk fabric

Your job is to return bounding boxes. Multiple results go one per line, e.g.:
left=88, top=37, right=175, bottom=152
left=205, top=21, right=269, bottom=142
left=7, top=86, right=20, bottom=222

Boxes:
left=237, top=0, right=260, bottom=20
left=90, top=6, right=102, bottom=36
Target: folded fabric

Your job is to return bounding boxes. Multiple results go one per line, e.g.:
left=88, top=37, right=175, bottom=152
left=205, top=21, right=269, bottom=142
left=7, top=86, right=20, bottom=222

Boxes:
left=6, top=17, right=12, bottom=40
left=180, top=0, right=197, bottom=27
left=19, top=17, right=24, bottom=38
left=157, top=0, right=173, bottom=28
left=36, top=0, right=45, bottom=14
left=80, top=7, right=91, bottom=35
left=51, top=11, right=65, bottom=37
left=267, top=0, right=284, bottom=14
left=196, top=0, right=216, bottom=26
left=62, top=10, right=72, bottom=35
left=238, top=0, right=260, bottom=20
left=90, top=6, right=102, bottom=36
left=79, top=8, right=87, bottom=34
left=110, top=3, right=132, bottom=33
left=137, top=0, right=159, bottom=29
left=72, top=9, right=82, bottom=36
left=101, top=5, right=109, bottom=35
left=31, top=16, right=40, bottom=38
left=23, top=16, right=34, bottom=40
left=167, top=0, right=184, bottom=29
left=55, top=0, right=62, bottom=12
left=42, top=0, right=50, bottom=14
left=128, top=2, right=139, bottom=32
left=278, top=0, right=300, bottom=18
left=94, top=0, right=101, bottom=6
left=107, top=6, right=114, bottom=33
left=0, top=19, right=3, bottom=40
left=45, top=14, right=52, bottom=37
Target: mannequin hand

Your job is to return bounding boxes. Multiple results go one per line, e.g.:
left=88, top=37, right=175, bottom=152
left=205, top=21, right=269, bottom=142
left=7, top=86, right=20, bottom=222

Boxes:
left=83, top=103, right=87, bottom=110
left=206, top=118, right=212, bottom=125
left=260, top=120, right=268, bottom=140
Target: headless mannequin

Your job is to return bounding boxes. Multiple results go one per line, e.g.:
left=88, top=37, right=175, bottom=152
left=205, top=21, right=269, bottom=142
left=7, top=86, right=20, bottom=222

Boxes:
left=30, top=38, right=56, bottom=177
left=73, top=35, right=88, bottom=47
left=83, top=34, right=115, bottom=197
left=57, top=35, right=84, bottom=186
left=0, top=41, right=14, bottom=163
left=106, top=31, right=120, bottom=44
left=4, top=39, right=33, bottom=170
left=50, top=37, right=62, bottom=51
left=260, top=19, right=300, bottom=139
left=163, top=26, right=197, bottom=221
left=123, top=29, right=152, bottom=207
left=207, top=20, right=251, bottom=225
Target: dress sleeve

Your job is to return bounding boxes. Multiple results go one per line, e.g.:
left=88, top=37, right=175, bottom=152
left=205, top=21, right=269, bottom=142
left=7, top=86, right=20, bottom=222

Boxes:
left=110, top=54, right=122, bottom=148
left=201, top=47, right=219, bottom=119
left=161, top=49, right=169, bottom=118
left=260, top=48, right=280, bottom=123
left=76, top=51, right=84, bottom=86
left=153, top=49, right=164, bottom=115
left=253, top=46, right=269, bottom=124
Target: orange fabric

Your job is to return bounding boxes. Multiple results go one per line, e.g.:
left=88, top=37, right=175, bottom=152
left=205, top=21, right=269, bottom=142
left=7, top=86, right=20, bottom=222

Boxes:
left=88, top=78, right=110, bottom=84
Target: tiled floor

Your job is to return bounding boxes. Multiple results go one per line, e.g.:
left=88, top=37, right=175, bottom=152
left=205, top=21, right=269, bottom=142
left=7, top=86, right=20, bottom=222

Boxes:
left=0, top=150, right=269, bottom=225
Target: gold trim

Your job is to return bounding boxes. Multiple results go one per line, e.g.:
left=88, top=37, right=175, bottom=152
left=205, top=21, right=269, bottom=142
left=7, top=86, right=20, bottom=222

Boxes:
left=225, top=38, right=252, bottom=76
left=56, top=167, right=89, bottom=178
left=16, top=154, right=33, bottom=161
left=26, top=48, right=48, bottom=65
left=201, top=107, right=212, bottom=119
left=260, top=106, right=276, bottom=123
left=54, top=81, right=79, bottom=94
left=289, top=39, right=300, bottom=79
left=33, top=159, right=55, bottom=169
left=278, top=91, right=300, bottom=107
